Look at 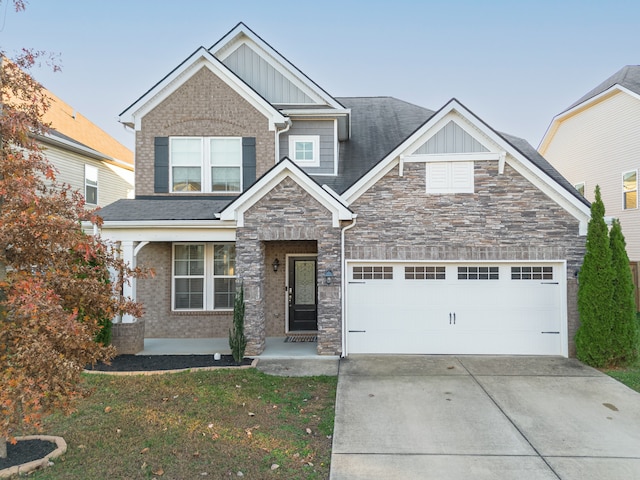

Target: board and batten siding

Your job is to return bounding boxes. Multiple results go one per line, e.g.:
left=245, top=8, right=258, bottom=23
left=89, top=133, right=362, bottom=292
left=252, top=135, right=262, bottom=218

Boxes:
left=280, top=120, right=336, bottom=175
left=222, top=43, right=315, bottom=105
left=543, top=91, right=640, bottom=261
left=43, top=145, right=134, bottom=207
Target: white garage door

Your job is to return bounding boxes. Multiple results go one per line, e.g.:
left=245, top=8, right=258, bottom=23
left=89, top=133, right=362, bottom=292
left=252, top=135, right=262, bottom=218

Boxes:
left=346, top=262, right=566, bottom=356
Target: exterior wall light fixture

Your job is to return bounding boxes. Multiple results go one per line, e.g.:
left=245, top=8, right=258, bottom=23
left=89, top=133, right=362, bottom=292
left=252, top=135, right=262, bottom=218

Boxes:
left=272, top=258, right=280, bottom=272
left=324, top=269, right=334, bottom=285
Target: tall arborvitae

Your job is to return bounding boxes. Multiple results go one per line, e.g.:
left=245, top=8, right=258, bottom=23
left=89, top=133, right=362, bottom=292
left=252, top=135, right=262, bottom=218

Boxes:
left=609, top=218, right=639, bottom=365
left=576, top=185, right=616, bottom=367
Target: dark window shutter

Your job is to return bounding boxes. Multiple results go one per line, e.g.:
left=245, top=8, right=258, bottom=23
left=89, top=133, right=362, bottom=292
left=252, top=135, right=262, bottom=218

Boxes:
left=242, top=137, right=256, bottom=191
left=154, top=137, right=169, bottom=193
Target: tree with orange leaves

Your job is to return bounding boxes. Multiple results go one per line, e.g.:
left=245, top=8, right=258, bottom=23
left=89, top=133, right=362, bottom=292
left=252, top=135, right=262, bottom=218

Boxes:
left=0, top=2, right=144, bottom=458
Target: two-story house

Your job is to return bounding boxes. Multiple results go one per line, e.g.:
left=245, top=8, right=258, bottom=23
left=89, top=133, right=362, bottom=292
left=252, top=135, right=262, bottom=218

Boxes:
left=539, top=66, right=640, bottom=305
left=39, top=88, right=134, bottom=206
left=97, top=23, right=589, bottom=357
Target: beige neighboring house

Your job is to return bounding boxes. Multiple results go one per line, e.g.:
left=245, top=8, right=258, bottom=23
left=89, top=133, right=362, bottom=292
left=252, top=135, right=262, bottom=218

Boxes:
left=38, top=88, right=134, bottom=206
left=539, top=65, right=640, bottom=302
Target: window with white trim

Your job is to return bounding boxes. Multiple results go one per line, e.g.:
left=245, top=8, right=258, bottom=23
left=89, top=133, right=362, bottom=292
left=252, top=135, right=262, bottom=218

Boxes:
left=426, top=162, right=474, bottom=194
left=170, top=137, right=242, bottom=193
left=623, top=170, right=637, bottom=210
left=405, top=266, right=446, bottom=280
left=289, top=135, right=320, bottom=167
left=173, top=243, right=236, bottom=311
left=85, top=165, right=98, bottom=205
left=574, top=182, right=585, bottom=197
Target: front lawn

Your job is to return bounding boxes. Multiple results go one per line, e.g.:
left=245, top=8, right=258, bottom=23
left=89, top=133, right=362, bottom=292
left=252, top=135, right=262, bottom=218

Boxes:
left=28, top=369, right=337, bottom=479
left=606, top=356, right=640, bottom=393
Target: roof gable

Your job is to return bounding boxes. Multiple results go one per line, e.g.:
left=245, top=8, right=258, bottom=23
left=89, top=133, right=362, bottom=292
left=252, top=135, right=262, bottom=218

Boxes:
left=211, top=22, right=343, bottom=109
left=219, top=157, right=353, bottom=228
left=119, top=47, right=287, bottom=131
left=343, top=99, right=590, bottom=227
left=414, top=120, right=489, bottom=154
left=539, top=66, right=640, bottom=154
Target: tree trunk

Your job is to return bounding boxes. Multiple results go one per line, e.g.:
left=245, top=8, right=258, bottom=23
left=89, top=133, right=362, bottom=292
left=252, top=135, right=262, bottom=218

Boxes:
left=1, top=437, right=7, bottom=459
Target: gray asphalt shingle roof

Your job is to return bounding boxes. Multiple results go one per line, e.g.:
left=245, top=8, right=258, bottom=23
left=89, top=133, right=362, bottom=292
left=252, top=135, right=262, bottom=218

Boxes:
left=99, top=96, right=587, bottom=222
left=565, top=65, right=640, bottom=111
left=97, top=199, right=231, bottom=222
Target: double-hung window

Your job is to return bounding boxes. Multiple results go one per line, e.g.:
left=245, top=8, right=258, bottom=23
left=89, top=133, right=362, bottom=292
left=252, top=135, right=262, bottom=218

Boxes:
left=170, top=137, right=242, bottom=193
left=85, top=165, right=98, bottom=205
left=173, top=243, right=236, bottom=311
left=623, top=170, right=637, bottom=210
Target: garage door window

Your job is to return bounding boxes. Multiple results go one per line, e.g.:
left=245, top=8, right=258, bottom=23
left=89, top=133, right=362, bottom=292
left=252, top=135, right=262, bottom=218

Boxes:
left=511, top=266, right=553, bottom=280
left=353, top=266, right=393, bottom=280
left=405, top=266, right=446, bottom=280
left=458, top=266, right=499, bottom=280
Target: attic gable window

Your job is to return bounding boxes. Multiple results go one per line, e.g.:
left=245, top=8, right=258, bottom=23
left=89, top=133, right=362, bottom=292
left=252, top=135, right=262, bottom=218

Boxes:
left=289, top=135, right=320, bottom=167
left=170, top=137, right=242, bottom=193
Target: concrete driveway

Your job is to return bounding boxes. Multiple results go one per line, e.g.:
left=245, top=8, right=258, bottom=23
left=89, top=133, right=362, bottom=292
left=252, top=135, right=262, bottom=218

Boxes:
left=330, top=356, right=640, bottom=480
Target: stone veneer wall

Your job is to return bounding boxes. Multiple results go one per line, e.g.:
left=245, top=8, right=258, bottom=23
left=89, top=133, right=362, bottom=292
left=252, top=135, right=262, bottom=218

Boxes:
left=136, top=242, right=234, bottom=338
left=347, top=161, right=586, bottom=356
left=135, top=67, right=275, bottom=196
left=264, top=241, right=317, bottom=336
left=237, top=178, right=341, bottom=355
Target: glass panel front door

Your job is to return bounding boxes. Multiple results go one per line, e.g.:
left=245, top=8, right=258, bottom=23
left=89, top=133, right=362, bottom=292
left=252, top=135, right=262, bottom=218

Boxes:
left=288, top=257, right=318, bottom=331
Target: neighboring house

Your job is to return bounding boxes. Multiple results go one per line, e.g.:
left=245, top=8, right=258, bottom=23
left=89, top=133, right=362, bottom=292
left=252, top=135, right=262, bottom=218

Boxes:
left=38, top=88, right=134, bottom=206
left=539, top=66, right=640, bottom=304
left=97, top=23, right=589, bottom=357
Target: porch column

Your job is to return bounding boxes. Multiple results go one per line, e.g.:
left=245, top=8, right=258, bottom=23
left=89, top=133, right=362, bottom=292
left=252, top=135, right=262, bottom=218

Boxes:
left=120, top=240, right=136, bottom=323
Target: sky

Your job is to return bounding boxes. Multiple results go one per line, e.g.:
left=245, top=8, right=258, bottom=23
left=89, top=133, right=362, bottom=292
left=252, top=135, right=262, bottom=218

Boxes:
left=1, top=0, right=639, bottom=153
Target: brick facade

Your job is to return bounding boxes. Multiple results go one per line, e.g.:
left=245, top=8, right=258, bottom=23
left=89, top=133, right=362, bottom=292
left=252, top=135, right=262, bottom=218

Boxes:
left=135, top=67, right=275, bottom=197
left=136, top=242, right=234, bottom=338
left=347, top=161, right=586, bottom=356
left=237, top=177, right=342, bottom=355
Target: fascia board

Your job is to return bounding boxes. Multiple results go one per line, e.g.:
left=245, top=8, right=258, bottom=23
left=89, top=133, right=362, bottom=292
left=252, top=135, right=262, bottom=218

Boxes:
left=211, top=24, right=344, bottom=110
left=538, top=85, right=640, bottom=153
left=220, top=160, right=353, bottom=227
left=97, top=225, right=237, bottom=243
left=120, top=48, right=286, bottom=131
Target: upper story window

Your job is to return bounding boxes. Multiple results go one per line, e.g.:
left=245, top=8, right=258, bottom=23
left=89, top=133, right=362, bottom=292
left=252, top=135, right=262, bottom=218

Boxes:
left=289, top=135, right=320, bottom=167
left=170, top=137, right=242, bottom=193
left=623, top=170, right=637, bottom=210
left=426, top=162, right=474, bottom=194
left=85, top=165, right=98, bottom=205
left=574, top=182, right=585, bottom=197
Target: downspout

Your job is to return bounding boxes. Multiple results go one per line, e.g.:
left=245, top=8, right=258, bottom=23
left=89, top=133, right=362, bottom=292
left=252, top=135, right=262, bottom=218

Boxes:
left=340, top=215, right=357, bottom=357
left=275, top=118, right=292, bottom=163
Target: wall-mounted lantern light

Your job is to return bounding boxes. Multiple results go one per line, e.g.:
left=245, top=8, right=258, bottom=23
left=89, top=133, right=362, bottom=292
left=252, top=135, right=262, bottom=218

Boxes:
left=272, top=258, right=280, bottom=272
left=324, top=269, right=334, bottom=285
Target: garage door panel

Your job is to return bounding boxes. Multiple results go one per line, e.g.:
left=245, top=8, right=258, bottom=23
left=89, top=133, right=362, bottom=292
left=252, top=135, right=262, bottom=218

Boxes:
left=346, top=262, right=565, bottom=356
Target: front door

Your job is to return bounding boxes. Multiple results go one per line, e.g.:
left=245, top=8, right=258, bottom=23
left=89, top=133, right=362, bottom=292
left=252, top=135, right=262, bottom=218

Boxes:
left=288, top=257, right=318, bottom=331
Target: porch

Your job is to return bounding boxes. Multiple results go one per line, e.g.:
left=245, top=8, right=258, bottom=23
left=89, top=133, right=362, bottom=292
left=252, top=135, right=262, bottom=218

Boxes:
left=139, top=336, right=325, bottom=358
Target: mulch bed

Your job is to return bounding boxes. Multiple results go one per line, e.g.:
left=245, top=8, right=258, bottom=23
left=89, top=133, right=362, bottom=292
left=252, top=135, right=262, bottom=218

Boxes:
left=0, top=439, right=56, bottom=471
left=86, top=354, right=253, bottom=372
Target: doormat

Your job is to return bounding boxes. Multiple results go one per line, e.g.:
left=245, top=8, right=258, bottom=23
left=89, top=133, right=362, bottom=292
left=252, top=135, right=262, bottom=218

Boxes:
left=284, top=335, right=317, bottom=343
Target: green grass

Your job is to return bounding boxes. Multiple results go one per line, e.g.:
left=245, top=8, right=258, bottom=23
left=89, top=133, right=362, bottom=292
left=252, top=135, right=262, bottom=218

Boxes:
left=27, top=369, right=337, bottom=479
left=605, top=314, right=640, bottom=393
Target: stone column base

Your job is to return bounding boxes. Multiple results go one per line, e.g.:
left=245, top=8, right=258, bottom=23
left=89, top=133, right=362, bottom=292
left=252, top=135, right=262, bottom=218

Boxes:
left=111, top=320, right=145, bottom=355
